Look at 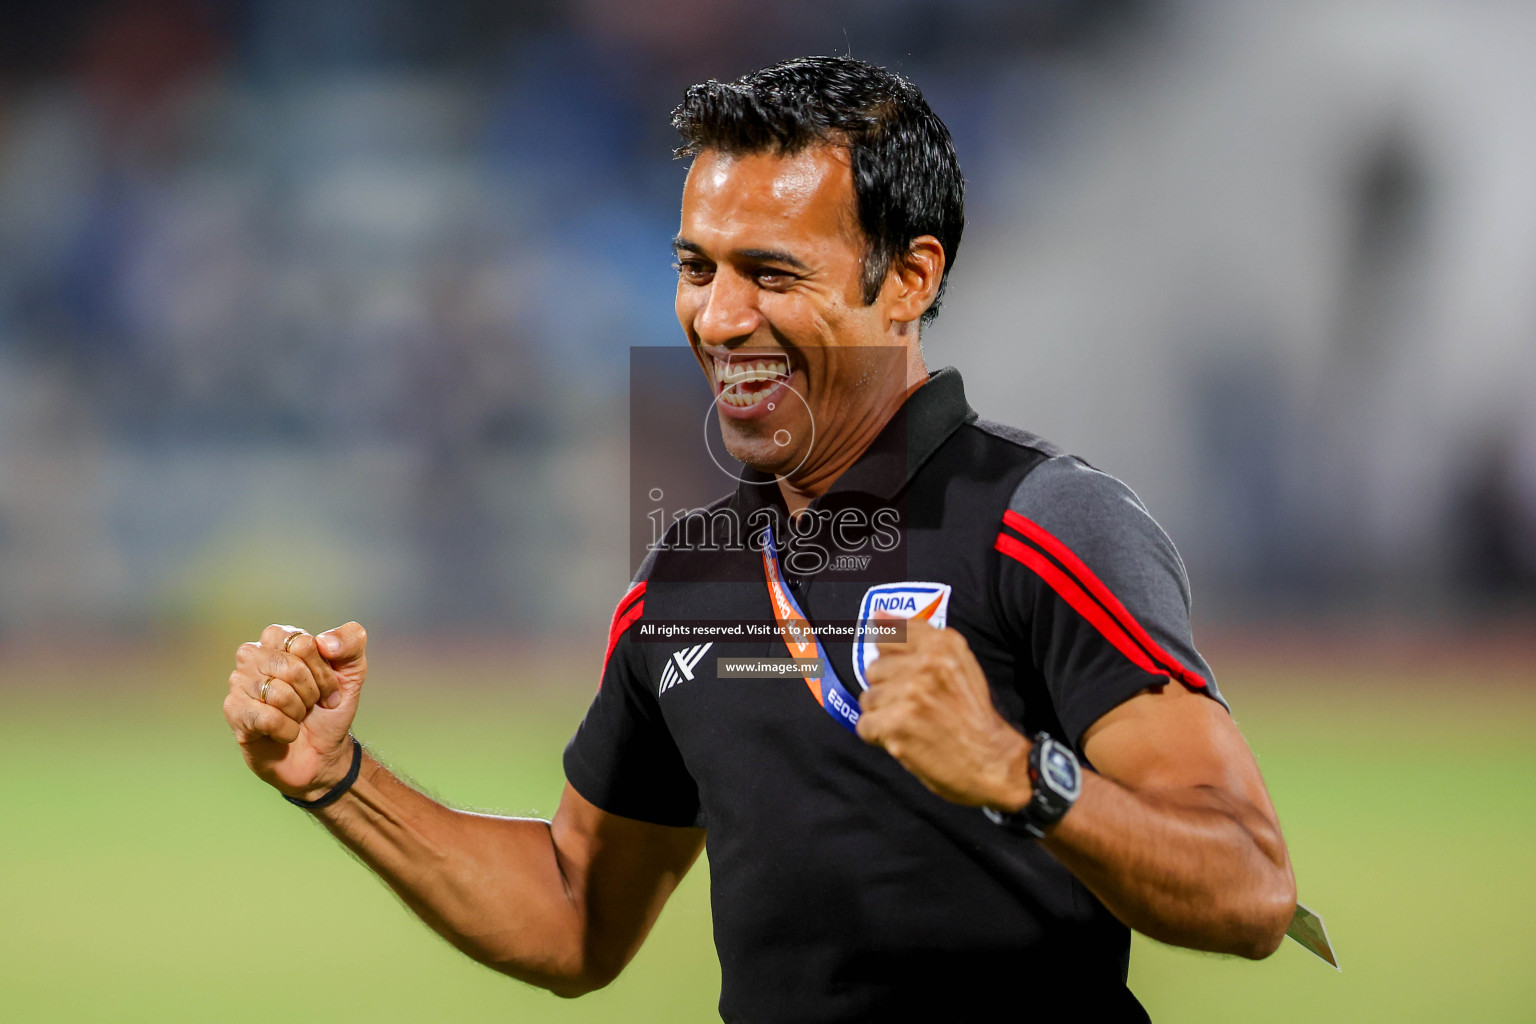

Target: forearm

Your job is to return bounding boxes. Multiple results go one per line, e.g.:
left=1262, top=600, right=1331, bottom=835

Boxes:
left=313, top=751, right=593, bottom=994
left=1041, top=771, right=1296, bottom=958
left=226, top=623, right=691, bottom=993
left=853, top=595, right=1296, bottom=957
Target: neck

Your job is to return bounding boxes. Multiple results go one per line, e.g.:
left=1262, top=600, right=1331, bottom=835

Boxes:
left=776, top=354, right=929, bottom=516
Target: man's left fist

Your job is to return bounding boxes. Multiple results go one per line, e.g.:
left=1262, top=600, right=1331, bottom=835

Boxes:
left=856, top=614, right=1032, bottom=811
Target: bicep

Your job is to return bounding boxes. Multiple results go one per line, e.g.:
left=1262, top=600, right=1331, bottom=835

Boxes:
left=550, top=782, right=706, bottom=982
left=1081, top=683, right=1280, bottom=829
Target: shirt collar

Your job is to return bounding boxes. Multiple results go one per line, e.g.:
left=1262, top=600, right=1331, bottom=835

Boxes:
left=732, top=366, right=975, bottom=514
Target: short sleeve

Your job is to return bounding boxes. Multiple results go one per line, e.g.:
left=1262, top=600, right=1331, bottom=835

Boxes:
left=994, top=455, right=1227, bottom=752
left=563, top=576, right=703, bottom=827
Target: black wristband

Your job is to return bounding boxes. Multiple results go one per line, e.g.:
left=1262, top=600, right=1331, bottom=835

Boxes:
left=284, top=738, right=363, bottom=811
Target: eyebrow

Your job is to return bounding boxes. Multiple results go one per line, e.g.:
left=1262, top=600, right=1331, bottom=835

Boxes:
left=672, top=237, right=810, bottom=272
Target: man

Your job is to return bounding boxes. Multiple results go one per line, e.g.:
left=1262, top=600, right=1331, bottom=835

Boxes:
left=223, top=57, right=1295, bottom=1021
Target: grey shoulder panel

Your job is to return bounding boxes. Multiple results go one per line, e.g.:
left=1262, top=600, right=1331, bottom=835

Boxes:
left=1003, top=454, right=1224, bottom=710
left=970, top=417, right=1069, bottom=460
left=632, top=541, right=660, bottom=588
left=637, top=489, right=737, bottom=585
left=1008, top=456, right=1193, bottom=611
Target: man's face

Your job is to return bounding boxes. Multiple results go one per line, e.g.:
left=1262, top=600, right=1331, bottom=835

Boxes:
left=674, top=145, right=908, bottom=480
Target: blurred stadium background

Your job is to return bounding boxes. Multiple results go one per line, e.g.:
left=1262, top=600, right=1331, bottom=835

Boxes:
left=0, top=1, right=1532, bottom=1021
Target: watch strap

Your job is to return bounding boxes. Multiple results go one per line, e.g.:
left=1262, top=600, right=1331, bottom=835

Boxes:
left=983, top=732, right=1080, bottom=838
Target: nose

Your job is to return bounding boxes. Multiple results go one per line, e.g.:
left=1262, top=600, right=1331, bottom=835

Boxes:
left=691, top=270, right=762, bottom=348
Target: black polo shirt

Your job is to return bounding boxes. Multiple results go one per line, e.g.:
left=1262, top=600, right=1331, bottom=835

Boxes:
left=565, top=367, right=1224, bottom=1023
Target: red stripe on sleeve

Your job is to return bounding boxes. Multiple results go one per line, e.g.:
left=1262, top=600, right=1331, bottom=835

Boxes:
left=600, top=581, right=647, bottom=686
left=996, top=515, right=1207, bottom=691
left=995, top=533, right=1167, bottom=679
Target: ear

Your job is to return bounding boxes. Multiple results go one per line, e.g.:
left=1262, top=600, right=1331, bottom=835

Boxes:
left=882, top=235, right=946, bottom=325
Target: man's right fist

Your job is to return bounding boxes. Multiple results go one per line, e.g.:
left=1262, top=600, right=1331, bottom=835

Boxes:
left=222, top=621, right=369, bottom=803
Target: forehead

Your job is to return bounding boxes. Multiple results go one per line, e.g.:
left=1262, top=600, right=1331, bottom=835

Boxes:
left=679, top=146, right=861, bottom=252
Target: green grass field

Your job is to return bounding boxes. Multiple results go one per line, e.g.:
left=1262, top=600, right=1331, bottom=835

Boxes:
left=2, top=641, right=1532, bottom=1022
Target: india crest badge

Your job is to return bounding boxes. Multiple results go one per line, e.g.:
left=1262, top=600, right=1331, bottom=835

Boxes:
left=852, top=581, right=953, bottom=691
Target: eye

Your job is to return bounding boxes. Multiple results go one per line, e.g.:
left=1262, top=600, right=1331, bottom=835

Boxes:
left=674, top=259, right=713, bottom=285
left=753, top=267, right=795, bottom=288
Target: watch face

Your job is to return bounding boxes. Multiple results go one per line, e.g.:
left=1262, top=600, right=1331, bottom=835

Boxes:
left=1042, top=743, right=1081, bottom=798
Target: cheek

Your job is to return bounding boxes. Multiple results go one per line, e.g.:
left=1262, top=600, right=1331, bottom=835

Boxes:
left=675, top=283, right=693, bottom=330
left=761, top=295, right=841, bottom=355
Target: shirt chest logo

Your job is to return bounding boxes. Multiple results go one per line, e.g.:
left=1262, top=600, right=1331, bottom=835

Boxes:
left=852, top=582, right=952, bottom=690
left=659, top=642, right=713, bottom=696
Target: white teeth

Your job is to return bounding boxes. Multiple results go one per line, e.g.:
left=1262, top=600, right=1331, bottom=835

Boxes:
left=713, top=356, right=790, bottom=386
left=720, top=386, right=778, bottom=407
left=712, top=355, right=790, bottom=408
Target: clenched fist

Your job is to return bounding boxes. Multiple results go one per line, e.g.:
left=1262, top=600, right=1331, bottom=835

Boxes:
left=222, top=622, right=368, bottom=802
left=855, top=613, right=1032, bottom=813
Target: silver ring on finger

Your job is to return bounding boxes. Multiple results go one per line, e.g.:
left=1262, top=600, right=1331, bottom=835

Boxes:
left=259, top=677, right=272, bottom=704
left=283, top=629, right=307, bottom=653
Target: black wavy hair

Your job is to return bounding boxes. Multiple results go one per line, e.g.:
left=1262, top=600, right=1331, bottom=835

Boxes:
left=672, top=55, right=965, bottom=325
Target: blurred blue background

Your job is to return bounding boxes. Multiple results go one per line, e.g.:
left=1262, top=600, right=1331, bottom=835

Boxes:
left=4, top=0, right=1534, bottom=645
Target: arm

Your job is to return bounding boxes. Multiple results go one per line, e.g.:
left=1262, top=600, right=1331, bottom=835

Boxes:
left=222, top=622, right=704, bottom=996
left=857, top=617, right=1295, bottom=959
left=316, top=769, right=703, bottom=995
left=1021, top=680, right=1292, bottom=957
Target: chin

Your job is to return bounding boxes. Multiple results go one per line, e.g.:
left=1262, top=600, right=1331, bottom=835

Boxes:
left=724, top=443, right=786, bottom=476
left=722, top=430, right=796, bottom=477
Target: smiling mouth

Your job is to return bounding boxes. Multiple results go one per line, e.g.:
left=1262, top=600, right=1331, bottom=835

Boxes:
left=711, top=353, right=792, bottom=411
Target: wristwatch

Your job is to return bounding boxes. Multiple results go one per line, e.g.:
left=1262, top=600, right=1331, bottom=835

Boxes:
left=983, top=732, right=1082, bottom=838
